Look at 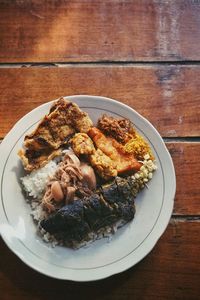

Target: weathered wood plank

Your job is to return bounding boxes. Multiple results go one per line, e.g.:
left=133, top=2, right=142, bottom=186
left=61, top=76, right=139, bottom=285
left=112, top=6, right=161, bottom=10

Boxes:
left=0, top=1, right=200, bottom=62
left=0, top=65, right=200, bottom=137
left=166, top=142, right=200, bottom=215
left=0, top=221, right=199, bottom=300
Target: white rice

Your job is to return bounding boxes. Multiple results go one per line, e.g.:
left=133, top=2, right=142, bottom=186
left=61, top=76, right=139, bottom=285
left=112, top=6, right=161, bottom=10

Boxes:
left=20, top=160, right=61, bottom=245
left=21, top=160, right=57, bottom=199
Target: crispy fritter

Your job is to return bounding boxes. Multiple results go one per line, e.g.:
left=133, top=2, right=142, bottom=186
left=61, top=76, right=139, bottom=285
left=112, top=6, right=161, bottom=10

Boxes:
left=70, top=133, right=95, bottom=156
left=70, top=129, right=141, bottom=179
left=90, top=149, right=117, bottom=180
left=70, top=133, right=117, bottom=180
left=18, top=148, right=62, bottom=172
left=18, top=98, right=93, bottom=171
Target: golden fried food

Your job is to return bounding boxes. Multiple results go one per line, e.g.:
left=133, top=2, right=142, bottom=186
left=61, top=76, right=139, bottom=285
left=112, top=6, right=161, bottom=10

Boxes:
left=90, top=149, right=117, bottom=180
left=70, top=133, right=95, bottom=156
left=70, top=133, right=117, bottom=180
left=18, top=148, right=62, bottom=172
left=18, top=98, right=93, bottom=171
left=88, top=127, right=141, bottom=174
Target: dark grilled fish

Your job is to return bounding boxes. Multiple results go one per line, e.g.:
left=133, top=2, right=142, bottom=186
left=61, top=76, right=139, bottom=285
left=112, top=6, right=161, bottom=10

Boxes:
left=40, top=176, right=144, bottom=246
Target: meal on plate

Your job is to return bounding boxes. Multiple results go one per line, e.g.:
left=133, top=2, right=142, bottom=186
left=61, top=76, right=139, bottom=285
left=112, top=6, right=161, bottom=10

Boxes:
left=19, top=97, right=157, bottom=248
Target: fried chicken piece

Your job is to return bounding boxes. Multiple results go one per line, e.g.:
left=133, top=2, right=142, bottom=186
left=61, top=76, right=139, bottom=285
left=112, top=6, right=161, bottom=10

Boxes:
left=71, top=129, right=141, bottom=179
left=97, top=114, right=136, bottom=144
left=90, top=149, right=117, bottom=180
left=18, top=98, right=93, bottom=171
left=70, top=133, right=117, bottom=180
left=88, top=127, right=141, bottom=174
left=70, top=133, right=95, bottom=156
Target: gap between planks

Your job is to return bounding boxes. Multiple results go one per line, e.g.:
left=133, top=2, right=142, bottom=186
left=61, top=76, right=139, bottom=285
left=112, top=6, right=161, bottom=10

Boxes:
left=164, top=137, right=200, bottom=143
left=171, top=215, right=200, bottom=222
left=1, top=61, right=200, bottom=69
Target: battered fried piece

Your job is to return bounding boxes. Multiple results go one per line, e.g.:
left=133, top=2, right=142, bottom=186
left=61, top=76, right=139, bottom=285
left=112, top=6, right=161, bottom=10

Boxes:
left=18, top=98, right=93, bottom=171
left=18, top=148, right=62, bottom=172
left=88, top=127, right=141, bottom=174
left=97, top=114, right=136, bottom=144
left=90, top=149, right=117, bottom=180
left=70, top=133, right=95, bottom=156
left=70, top=133, right=117, bottom=180
left=70, top=129, right=141, bottom=179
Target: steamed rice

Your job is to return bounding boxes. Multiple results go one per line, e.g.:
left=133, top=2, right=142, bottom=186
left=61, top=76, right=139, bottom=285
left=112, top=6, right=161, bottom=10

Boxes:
left=21, top=160, right=61, bottom=245
left=21, top=160, right=57, bottom=199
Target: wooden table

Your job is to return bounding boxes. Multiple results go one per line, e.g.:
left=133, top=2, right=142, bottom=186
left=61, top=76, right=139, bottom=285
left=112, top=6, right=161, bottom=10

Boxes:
left=0, top=1, right=200, bottom=299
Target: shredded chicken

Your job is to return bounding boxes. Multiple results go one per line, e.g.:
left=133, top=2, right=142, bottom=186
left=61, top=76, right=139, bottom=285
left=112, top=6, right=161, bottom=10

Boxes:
left=124, top=134, right=154, bottom=160
left=42, top=150, right=96, bottom=212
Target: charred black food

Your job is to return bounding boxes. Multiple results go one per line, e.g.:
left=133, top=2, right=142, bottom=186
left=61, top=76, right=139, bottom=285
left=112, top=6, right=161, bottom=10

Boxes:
left=40, top=176, right=144, bottom=246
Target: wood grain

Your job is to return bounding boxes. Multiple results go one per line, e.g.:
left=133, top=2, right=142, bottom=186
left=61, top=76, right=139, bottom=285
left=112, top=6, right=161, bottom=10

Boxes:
left=0, top=65, right=200, bottom=137
left=166, top=142, right=200, bottom=215
left=0, top=1, right=200, bottom=62
left=0, top=221, right=199, bottom=300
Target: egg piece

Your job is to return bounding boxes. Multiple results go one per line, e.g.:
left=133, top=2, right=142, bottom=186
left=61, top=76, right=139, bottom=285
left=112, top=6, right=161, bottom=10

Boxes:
left=80, top=163, right=96, bottom=190
left=51, top=181, right=64, bottom=202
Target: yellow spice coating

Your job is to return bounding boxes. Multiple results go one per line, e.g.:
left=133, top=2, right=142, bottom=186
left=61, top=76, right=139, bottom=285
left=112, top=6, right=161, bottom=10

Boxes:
left=124, top=134, right=154, bottom=161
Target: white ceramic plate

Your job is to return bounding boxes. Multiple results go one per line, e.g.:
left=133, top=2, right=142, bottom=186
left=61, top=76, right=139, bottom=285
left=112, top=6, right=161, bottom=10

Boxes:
left=0, top=95, right=175, bottom=281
